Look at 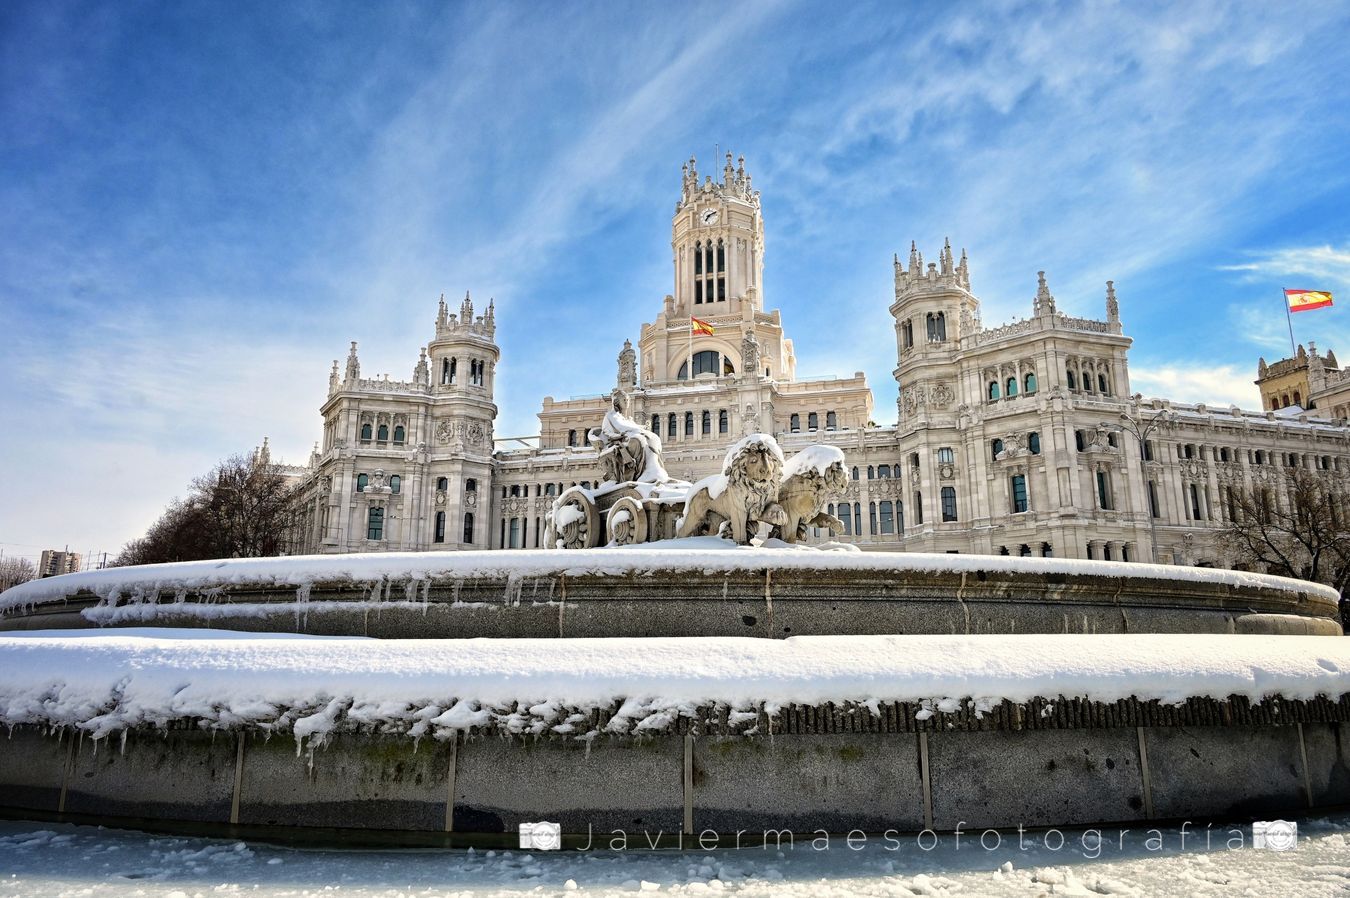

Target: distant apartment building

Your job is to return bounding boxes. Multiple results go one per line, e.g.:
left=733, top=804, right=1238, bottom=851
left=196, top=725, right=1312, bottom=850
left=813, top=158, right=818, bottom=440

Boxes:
left=39, top=550, right=81, bottom=578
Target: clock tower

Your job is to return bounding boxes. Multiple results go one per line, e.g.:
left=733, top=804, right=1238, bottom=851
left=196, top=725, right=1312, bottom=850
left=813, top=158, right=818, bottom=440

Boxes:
left=671, top=153, right=764, bottom=314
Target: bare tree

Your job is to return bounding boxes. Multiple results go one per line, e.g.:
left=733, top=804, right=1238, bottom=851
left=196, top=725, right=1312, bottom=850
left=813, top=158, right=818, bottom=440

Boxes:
left=1221, top=467, right=1350, bottom=626
left=114, top=452, right=299, bottom=566
left=0, top=557, right=37, bottom=591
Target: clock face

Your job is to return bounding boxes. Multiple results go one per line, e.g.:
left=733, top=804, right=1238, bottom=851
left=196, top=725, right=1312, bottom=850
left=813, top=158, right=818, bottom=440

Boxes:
left=700, top=208, right=719, bottom=226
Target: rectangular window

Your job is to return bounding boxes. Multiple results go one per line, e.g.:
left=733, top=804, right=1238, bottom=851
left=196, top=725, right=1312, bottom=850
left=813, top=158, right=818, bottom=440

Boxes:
left=914, top=492, right=923, bottom=524
left=868, top=503, right=877, bottom=535
left=1097, top=471, right=1113, bottom=510
left=1011, top=475, right=1028, bottom=513
left=1148, top=480, right=1160, bottom=518
left=1190, top=483, right=1203, bottom=521
left=940, top=486, right=957, bottom=522
left=509, top=517, right=521, bottom=549
left=367, top=507, right=384, bottom=541
left=937, top=447, right=954, bottom=464
left=839, top=503, right=853, bottom=536
left=434, top=511, right=446, bottom=543
left=879, top=500, right=895, bottom=535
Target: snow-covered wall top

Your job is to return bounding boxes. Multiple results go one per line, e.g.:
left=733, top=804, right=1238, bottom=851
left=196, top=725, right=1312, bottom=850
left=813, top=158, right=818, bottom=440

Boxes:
left=1, top=539, right=1337, bottom=613
left=1, top=630, right=1347, bottom=746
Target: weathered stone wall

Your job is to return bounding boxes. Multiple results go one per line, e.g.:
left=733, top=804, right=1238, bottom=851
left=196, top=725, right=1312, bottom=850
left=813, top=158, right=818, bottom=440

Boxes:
left=3, top=567, right=1339, bottom=636
left=3, top=700, right=1347, bottom=845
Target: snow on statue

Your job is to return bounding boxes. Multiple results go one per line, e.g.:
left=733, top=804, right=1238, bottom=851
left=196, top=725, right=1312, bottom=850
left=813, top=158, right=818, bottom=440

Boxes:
left=676, top=434, right=788, bottom=544
left=771, top=444, right=848, bottom=543
left=588, top=391, right=668, bottom=485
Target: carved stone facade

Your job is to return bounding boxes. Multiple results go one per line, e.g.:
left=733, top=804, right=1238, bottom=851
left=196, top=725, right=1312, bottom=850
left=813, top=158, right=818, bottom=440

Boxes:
left=284, top=155, right=1350, bottom=567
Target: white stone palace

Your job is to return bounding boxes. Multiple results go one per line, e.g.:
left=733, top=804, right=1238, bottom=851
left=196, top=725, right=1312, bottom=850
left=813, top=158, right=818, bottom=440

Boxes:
left=285, top=154, right=1350, bottom=567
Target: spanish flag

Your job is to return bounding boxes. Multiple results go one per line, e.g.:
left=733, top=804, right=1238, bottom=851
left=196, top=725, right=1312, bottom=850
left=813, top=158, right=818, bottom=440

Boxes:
left=691, top=316, right=715, bottom=336
left=1285, top=289, right=1334, bottom=313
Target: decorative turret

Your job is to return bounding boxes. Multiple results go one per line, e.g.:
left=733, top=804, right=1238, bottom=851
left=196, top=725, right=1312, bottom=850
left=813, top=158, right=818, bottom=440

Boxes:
left=893, top=239, right=972, bottom=299
left=436, top=293, right=448, bottom=330
left=1106, top=280, right=1119, bottom=323
left=328, top=359, right=340, bottom=395
left=617, top=339, right=637, bottom=389
left=1033, top=271, right=1056, bottom=318
left=671, top=151, right=764, bottom=313
left=460, top=291, right=474, bottom=323
left=414, top=347, right=429, bottom=387
left=344, top=341, right=360, bottom=383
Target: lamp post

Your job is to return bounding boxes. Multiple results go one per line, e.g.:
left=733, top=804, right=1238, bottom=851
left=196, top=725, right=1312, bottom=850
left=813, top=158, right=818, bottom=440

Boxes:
left=1101, top=408, right=1173, bottom=564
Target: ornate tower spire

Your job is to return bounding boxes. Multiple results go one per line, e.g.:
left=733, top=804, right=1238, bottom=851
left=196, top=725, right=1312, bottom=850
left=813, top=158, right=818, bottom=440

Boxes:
left=460, top=290, right=473, bottom=322
left=1106, top=280, right=1119, bottom=323
left=617, top=338, right=637, bottom=389
left=344, top=341, right=360, bottom=383
left=328, top=359, right=340, bottom=394
left=436, top=292, right=448, bottom=331
left=414, top=346, right=429, bottom=387
left=940, top=238, right=954, bottom=275
left=1034, top=271, right=1056, bottom=317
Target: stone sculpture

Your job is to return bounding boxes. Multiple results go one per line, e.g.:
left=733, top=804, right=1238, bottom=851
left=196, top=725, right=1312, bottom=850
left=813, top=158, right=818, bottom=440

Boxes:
left=675, top=434, right=788, bottom=544
left=770, top=445, right=848, bottom=543
left=588, top=391, right=667, bottom=485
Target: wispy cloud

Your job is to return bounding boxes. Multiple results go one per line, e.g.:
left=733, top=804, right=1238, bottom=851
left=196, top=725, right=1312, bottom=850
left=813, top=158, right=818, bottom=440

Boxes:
left=1130, top=363, right=1260, bottom=409
left=1220, top=244, right=1350, bottom=287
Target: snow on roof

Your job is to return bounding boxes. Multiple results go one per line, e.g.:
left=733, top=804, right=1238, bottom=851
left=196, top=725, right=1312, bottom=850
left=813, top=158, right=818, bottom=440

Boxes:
left=0, top=629, right=1346, bottom=745
left=1, top=542, right=1336, bottom=613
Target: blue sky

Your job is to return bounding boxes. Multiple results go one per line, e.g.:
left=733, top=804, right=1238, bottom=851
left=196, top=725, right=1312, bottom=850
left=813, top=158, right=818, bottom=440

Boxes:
left=3, top=0, right=1350, bottom=562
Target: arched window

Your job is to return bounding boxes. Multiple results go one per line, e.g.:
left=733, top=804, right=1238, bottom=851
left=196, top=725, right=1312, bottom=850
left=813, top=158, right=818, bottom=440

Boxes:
left=361, top=422, right=373, bottom=441
left=867, top=466, right=875, bottom=480
left=434, top=511, right=446, bottom=543
left=1098, top=374, right=1109, bottom=394
left=567, top=429, right=578, bottom=447
left=940, top=486, right=957, bottom=521
left=701, top=410, right=712, bottom=435
left=441, top=358, right=451, bottom=385
left=685, top=412, right=694, bottom=436
left=1028, top=432, right=1041, bottom=454
left=1075, top=430, right=1086, bottom=452
left=462, top=512, right=474, bottom=544
left=1066, top=369, right=1077, bottom=390
left=510, top=484, right=520, bottom=497
left=1006, top=377, right=1018, bottom=397
left=851, top=467, right=859, bottom=480
left=390, top=475, right=401, bottom=494
left=991, top=439, right=1004, bottom=460
left=716, top=239, right=725, bottom=272
left=694, top=241, right=703, bottom=275
left=826, top=411, right=837, bottom=430
left=1024, top=372, right=1037, bottom=393
left=926, top=312, right=946, bottom=342
left=897, top=500, right=905, bottom=531
left=719, top=410, right=728, bottom=433
left=879, top=464, right=891, bottom=478
left=790, top=413, right=801, bottom=432
left=651, top=415, right=661, bottom=436
left=377, top=424, right=389, bottom=441
left=465, top=478, right=477, bottom=492
left=937, top=448, right=954, bottom=464
left=367, top=507, right=384, bottom=540
left=449, top=358, right=457, bottom=384
left=356, top=473, right=369, bottom=492
left=668, top=413, right=677, bottom=436
left=678, top=350, right=721, bottom=379
left=1294, top=390, right=1302, bottom=406
left=808, top=412, right=819, bottom=430
left=988, top=382, right=1000, bottom=401
left=436, top=476, right=448, bottom=491
left=393, top=425, right=406, bottom=444
left=839, top=502, right=853, bottom=536
left=545, top=483, right=556, bottom=496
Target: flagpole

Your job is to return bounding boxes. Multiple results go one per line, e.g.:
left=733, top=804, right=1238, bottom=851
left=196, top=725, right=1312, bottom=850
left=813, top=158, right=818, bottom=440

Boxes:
left=1284, top=289, right=1296, bottom=357
left=688, top=317, right=693, bottom=382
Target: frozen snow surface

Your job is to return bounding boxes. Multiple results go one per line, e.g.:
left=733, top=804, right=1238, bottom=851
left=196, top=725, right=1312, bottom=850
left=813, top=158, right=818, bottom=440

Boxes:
left=2, top=542, right=1337, bottom=614
left=1, top=815, right=1348, bottom=896
left=1, top=629, right=1348, bottom=743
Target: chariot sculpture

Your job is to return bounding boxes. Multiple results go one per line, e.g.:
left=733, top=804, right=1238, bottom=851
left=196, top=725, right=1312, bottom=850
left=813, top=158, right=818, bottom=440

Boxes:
left=545, top=391, right=848, bottom=549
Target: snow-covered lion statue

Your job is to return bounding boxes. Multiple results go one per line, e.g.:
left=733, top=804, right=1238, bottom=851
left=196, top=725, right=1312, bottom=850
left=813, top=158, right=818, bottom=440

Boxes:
left=676, top=434, right=789, bottom=544
left=770, top=445, right=849, bottom=543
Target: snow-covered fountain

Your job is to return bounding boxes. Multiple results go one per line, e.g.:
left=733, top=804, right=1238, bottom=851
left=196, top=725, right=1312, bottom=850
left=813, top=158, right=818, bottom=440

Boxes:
left=2, top=402, right=1348, bottom=846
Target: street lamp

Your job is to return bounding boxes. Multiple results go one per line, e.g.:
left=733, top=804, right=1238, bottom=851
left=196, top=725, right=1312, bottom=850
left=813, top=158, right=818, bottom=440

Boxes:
left=1101, top=408, right=1173, bottom=564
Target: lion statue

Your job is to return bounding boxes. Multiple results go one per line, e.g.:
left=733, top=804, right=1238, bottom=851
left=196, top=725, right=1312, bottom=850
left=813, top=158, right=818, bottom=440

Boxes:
left=769, top=445, right=849, bottom=543
left=676, top=434, right=788, bottom=544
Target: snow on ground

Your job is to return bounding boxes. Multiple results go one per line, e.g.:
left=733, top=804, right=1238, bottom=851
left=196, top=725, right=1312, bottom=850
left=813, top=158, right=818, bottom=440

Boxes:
left=1, top=629, right=1348, bottom=744
left=1, top=814, right=1348, bottom=897
left=1, top=542, right=1336, bottom=615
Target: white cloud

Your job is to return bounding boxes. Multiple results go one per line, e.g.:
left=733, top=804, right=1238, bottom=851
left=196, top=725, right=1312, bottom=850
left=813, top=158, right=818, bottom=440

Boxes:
left=1220, top=244, right=1350, bottom=287
left=1130, top=362, right=1261, bottom=409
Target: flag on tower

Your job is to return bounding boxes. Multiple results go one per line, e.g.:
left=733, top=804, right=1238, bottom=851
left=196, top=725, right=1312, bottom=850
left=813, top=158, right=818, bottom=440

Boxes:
left=691, top=316, right=715, bottom=336
left=1285, top=289, right=1334, bottom=313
